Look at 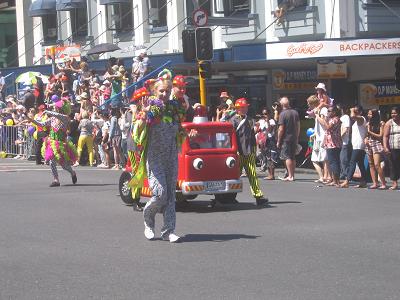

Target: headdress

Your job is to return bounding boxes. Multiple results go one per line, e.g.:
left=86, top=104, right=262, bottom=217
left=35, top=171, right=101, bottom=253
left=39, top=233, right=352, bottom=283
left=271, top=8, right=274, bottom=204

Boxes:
left=172, top=75, right=186, bottom=87
left=131, top=87, right=150, bottom=103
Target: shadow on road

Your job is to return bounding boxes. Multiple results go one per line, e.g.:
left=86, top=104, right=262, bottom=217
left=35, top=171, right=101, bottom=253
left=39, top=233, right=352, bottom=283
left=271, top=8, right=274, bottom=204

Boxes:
left=63, top=183, right=117, bottom=187
left=176, top=201, right=271, bottom=213
left=182, top=233, right=260, bottom=242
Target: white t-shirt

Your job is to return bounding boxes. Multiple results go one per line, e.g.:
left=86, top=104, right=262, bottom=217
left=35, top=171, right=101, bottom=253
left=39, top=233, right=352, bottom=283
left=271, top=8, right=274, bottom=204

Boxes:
left=340, top=114, right=350, bottom=146
left=314, top=107, right=328, bottom=142
left=351, top=117, right=367, bottom=150
left=258, top=119, right=276, bottom=138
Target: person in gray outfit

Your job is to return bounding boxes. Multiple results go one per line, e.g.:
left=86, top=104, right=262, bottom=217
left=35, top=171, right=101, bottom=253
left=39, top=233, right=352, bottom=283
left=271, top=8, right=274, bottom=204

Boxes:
left=135, top=72, right=186, bottom=243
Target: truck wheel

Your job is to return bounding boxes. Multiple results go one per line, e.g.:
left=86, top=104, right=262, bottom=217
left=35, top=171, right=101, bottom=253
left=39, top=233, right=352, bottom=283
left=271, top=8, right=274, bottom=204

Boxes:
left=119, top=171, right=134, bottom=205
left=214, top=193, right=238, bottom=204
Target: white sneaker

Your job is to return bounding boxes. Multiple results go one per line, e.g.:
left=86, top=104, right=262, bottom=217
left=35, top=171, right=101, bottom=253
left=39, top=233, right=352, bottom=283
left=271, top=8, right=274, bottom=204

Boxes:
left=14, top=155, right=22, bottom=159
left=73, top=162, right=79, bottom=167
left=163, top=233, right=181, bottom=243
left=144, top=227, right=155, bottom=240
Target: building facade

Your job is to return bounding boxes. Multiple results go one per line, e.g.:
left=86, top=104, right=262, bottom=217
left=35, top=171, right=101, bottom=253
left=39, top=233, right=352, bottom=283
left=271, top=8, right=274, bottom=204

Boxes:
left=3, top=0, right=400, bottom=111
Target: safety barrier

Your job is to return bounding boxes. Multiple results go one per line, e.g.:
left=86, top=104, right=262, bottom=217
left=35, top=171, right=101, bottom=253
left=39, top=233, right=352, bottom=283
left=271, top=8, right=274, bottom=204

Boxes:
left=0, top=124, right=37, bottom=158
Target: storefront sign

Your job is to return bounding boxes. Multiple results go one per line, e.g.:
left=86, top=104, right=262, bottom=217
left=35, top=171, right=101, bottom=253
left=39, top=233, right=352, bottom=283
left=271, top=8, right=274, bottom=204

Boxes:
left=45, top=45, right=81, bottom=64
left=317, top=60, right=347, bottom=79
left=359, top=82, right=400, bottom=108
left=272, top=69, right=316, bottom=90
left=267, top=38, right=400, bottom=60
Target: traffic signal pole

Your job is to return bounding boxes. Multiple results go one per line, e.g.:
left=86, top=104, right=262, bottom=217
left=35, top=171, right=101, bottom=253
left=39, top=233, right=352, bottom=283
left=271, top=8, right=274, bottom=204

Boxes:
left=198, top=60, right=207, bottom=106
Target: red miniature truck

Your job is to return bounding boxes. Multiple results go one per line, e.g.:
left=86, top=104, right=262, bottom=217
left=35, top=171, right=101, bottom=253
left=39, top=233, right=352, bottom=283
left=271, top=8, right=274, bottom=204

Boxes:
left=119, top=121, right=243, bottom=205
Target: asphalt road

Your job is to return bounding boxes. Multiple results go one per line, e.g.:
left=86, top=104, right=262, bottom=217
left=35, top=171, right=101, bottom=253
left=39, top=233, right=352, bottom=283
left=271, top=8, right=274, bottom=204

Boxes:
left=1, top=159, right=400, bottom=300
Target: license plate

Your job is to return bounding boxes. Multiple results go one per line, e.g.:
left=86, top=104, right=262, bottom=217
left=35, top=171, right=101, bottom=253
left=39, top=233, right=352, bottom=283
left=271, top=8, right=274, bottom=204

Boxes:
left=205, top=181, right=225, bottom=191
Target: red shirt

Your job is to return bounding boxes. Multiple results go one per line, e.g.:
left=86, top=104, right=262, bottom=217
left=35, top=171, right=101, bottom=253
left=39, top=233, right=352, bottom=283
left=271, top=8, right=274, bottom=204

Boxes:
left=324, top=117, right=342, bottom=149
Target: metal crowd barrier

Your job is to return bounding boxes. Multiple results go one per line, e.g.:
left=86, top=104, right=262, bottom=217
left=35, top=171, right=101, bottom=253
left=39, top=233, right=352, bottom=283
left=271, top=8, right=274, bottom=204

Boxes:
left=0, top=124, right=37, bottom=159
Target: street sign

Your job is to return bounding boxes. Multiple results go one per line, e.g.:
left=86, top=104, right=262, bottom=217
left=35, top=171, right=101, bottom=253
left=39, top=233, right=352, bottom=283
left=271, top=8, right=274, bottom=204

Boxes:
left=193, top=8, right=208, bottom=27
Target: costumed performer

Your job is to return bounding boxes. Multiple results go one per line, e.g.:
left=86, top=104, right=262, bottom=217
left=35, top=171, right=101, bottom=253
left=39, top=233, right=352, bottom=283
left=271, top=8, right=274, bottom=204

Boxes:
left=29, top=99, right=78, bottom=187
left=129, top=69, right=186, bottom=242
left=224, top=98, right=269, bottom=206
left=127, top=87, right=150, bottom=212
left=171, top=75, right=195, bottom=122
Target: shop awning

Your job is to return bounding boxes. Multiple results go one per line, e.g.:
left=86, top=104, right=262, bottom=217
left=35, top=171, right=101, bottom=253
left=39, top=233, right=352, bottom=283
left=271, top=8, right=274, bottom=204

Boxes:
left=56, top=0, right=85, bottom=11
left=99, top=0, right=130, bottom=5
left=28, top=0, right=57, bottom=17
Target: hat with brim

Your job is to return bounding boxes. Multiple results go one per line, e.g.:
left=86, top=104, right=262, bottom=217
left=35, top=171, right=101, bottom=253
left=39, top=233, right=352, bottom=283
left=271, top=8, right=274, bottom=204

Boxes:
left=80, top=92, right=89, bottom=100
left=315, top=83, right=327, bottom=91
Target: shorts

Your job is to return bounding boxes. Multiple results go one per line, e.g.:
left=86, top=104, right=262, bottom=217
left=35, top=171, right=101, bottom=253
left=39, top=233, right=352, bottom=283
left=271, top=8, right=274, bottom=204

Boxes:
left=111, top=136, right=122, bottom=148
left=365, top=138, right=384, bottom=155
left=280, top=141, right=296, bottom=160
left=311, top=140, right=327, bottom=162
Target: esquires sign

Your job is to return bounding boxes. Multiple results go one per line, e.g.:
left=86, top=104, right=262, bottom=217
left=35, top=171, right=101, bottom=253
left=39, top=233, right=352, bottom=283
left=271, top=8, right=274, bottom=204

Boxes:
left=272, top=70, right=316, bottom=91
left=359, top=82, right=400, bottom=108
left=267, top=38, right=400, bottom=60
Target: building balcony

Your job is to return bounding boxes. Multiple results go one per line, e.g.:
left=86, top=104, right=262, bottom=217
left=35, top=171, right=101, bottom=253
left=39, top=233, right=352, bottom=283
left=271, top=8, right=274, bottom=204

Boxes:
left=357, top=1, right=400, bottom=36
left=220, top=14, right=260, bottom=44
left=273, top=4, right=326, bottom=40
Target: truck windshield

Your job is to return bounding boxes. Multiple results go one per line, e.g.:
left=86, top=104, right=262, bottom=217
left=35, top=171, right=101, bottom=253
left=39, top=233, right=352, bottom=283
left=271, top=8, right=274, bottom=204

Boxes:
left=188, top=131, right=231, bottom=149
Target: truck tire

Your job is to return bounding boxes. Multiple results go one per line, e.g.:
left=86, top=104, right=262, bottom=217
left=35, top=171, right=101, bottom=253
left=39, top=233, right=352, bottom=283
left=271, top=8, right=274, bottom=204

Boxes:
left=119, top=171, right=134, bottom=205
left=175, top=192, right=197, bottom=203
left=214, top=193, right=238, bottom=204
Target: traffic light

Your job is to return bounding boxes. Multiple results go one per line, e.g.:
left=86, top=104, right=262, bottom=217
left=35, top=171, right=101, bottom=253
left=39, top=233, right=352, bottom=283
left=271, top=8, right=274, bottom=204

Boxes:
left=396, top=57, right=400, bottom=90
left=195, top=27, right=213, bottom=61
left=182, top=29, right=196, bottom=62
left=199, top=60, right=212, bottom=79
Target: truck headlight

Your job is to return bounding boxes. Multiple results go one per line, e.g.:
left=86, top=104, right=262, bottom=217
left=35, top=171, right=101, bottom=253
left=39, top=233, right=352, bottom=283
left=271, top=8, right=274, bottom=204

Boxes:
left=193, top=158, right=204, bottom=170
left=226, top=157, right=236, bottom=168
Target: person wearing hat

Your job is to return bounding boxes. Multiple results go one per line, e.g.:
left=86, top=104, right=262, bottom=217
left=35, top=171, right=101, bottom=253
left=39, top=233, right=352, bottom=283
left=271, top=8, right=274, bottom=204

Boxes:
left=224, top=97, right=268, bottom=206
left=28, top=99, right=78, bottom=187
left=79, top=91, right=92, bottom=112
left=315, top=82, right=330, bottom=111
left=171, top=75, right=195, bottom=122
left=33, top=104, right=48, bottom=165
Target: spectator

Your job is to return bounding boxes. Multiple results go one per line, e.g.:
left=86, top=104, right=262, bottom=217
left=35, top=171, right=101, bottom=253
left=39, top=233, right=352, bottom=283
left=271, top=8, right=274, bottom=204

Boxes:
left=383, top=106, right=400, bottom=190
left=0, top=71, right=5, bottom=102
left=109, top=107, right=123, bottom=169
left=276, top=97, right=300, bottom=182
left=307, top=94, right=330, bottom=183
left=365, top=109, right=386, bottom=189
left=34, top=104, right=48, bottom=165
left=340, top=105, right=368, bottom=188
left=316, top=105, right=342, bottom=186
left=74, top=111, right=94, bottom=167
left=338, top=104, right=352, bottom=180
left=22, top=87, right=35, bottom=110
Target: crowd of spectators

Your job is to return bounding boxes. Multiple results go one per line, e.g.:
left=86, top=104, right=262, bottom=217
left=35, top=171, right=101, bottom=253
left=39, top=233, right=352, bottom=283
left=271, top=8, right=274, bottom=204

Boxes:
left=1, top=59, right=399, bottom=192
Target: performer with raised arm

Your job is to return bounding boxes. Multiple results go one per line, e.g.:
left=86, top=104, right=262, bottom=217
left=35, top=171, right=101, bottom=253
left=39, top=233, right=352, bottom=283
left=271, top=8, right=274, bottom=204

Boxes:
left=29, top=99, right=78, bottom=187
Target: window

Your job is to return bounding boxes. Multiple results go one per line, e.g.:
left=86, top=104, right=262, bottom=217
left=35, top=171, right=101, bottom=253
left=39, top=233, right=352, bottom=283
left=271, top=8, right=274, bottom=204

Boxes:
left=277, top=0, right=307, bottom=9
left=42, top=14, right=57, bottom=43
left=71, top=7, right=88, bottom=38
left=370, top=0, right=399, bottom=4
left=106, top=3, right=134, bottom=33
left=186, top=0, right=211, bottom=25
left=189, top=131, right=232, bottom=149
left=148, top=0, right=167, bottom=29
left=214, top=0, right=250, bottom=17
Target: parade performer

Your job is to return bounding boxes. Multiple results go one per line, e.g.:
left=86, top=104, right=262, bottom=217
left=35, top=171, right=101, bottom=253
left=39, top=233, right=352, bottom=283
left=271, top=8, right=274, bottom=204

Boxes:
left=171, top=75, right=195, bottom=122
left=127, top=87, right=150, bottom=212
left=33, top=104, right=48, bottom=165
left=129, top=69, right=186, bottom=242
left=29, top=99, right=78, bottom=187
left=225, top=98, right=268, bottom=206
